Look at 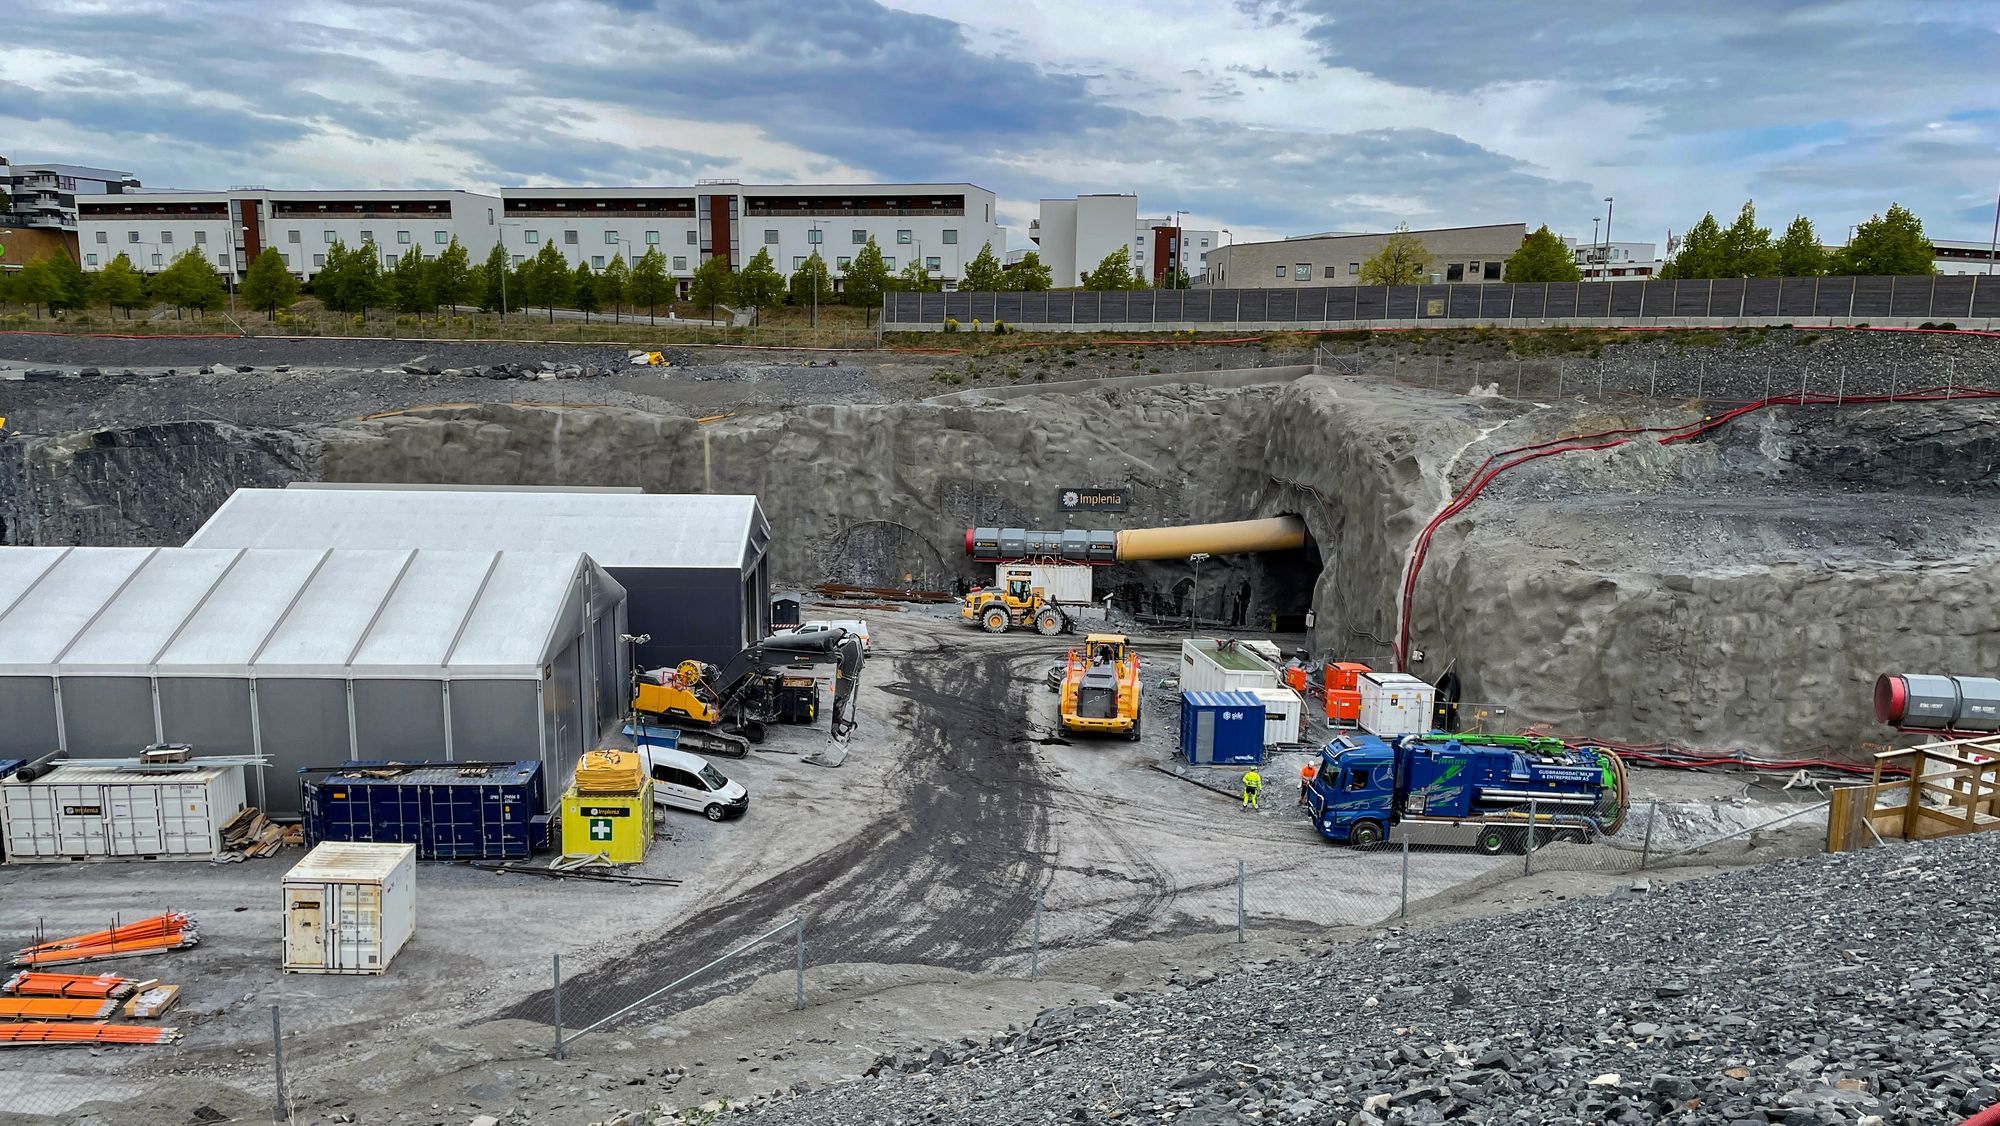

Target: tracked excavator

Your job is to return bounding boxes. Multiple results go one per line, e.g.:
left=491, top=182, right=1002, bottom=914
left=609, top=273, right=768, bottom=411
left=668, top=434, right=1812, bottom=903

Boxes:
left=632, top=628, right=863, bottom=757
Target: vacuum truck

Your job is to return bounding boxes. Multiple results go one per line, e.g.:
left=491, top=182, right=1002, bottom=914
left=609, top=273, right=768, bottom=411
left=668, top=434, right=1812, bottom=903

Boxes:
left=1305, top=732, right=1626, bottom=854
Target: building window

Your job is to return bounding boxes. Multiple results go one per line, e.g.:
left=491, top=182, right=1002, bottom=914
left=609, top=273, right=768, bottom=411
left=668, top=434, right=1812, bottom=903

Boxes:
left=281, top=253, right=290, bottom=268
left=1348, top=262, right=1359, bottom=275
left=313, top=253, right=326, bottom=267
left=161, top=231, right=173, bottom=244
left=1275, top=265, right=1287, bottom=278
left=1200, top=238, right=1209, bottom=247
left=525, top=230, right=539, bottom=243
left=487, top=208, right=494, bottom=224
left=884, top=257, right=896, bottom=271
left=219, top=253, right=231, bottom=267
left=686, top=230, right=697, bottom=245
left=397, top=230, right=411, bottom=244
left=386, top=254, right=398, bottom=266
left=1324, top=265, right=1337, bottom=278
left=512, top=254, right=525, bottom=266
left=592, top=254, right=604, bottom=268
left=85, top=253, right=98, bottom=266
left=645, top=231, right=660, bottom=245
left=605, top=230, right=619, bottom=245
left=435, top=230, right=449, bottom=244
left=896, top=230, right=912, bottom=244
left=673, top=255, right=688, bottom=271
left=942, top=229, right=957, bottom=245
left=765, top=230, right=780, bottom=244
left=129, top=231, right=140, bottom=243
left=1469, top=260, right=1481, bottom=274
left=151, top=253, right=163, bottom=267
left=807, top=228, right=823, bottom=244
left=1446, top=263, right=1464, bottom=282
left=1293, top=264, right=1310, bottom=281
left=926, top=256, right=941, bottom=271
left=195, top=230, right=208, bottom=245
left=360, top=230, right=373, bottom=243
left=852, top=229, right=867, bottom=244
left=94, top=231, right=107, bottom=244
left=288, top=230, right=301, bottom=243
left=837, top=256, right=851, bottom=270
left=564, top=230, right=578, bottom=245
left=324, top=230, right=337, bottom=244
left=793, top=256, right=805, bottom=270
left=1484, top=261, right=1502, bottom=280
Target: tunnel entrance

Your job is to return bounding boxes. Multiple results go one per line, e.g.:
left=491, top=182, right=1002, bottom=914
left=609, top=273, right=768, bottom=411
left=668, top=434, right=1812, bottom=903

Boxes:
left=1105, top=518, right=1321, bottom=631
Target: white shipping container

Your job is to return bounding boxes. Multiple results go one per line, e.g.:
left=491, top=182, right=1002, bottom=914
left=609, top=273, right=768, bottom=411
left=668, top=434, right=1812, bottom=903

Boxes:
left=1248, top=687, right=1306, bottom=746
left=1, top=764, right=247, bottom=863
left=1180, top=638, right=1281, bottom=696
left=995, top=563, right=1093, bottom=606
left=1358, top=672, right=1437, bottom=737
left=282, top=842, right=417, bottom=975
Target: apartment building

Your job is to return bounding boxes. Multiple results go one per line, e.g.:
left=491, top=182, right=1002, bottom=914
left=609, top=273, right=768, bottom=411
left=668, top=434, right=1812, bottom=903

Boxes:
left=1032, top=195, right=1138, bottom=288
left=76, top=190, right=502, bottom=278
left=1136, top=217, right=1220, bottom=284
left=1202, top=223, right=1528, bottom=288
left=499, top=182, right=998, bottom=290
left=1563, top=238, right=1658, bottom=278
left=1929, top=239, right=2000, bottom=275
left=1, top=156, right=141, bottom=241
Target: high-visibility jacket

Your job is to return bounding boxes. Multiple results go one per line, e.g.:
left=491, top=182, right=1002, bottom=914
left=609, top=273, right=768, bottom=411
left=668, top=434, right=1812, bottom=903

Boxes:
left=1243, top=770, right=1262, bottom=792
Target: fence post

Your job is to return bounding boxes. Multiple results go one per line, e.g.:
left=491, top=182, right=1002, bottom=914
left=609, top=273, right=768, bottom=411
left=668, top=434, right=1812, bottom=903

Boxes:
left=1947, top=358, right=1955, bottom=400
left=1639, top=801, right=1659, bottom=870
left=1515, top=358, right=1523, bottom=399
left=271, top=1005, right=290, bottom=1123
left=1398, top=834, right=1410, bottom=919
left=1031, top=888, right=1043, bottom=978
left=1695, top=358, right=1703, bottom=402
left=1648, top=359, right=1657, bottom=399
left=1556, top=360, right=1563, bottom=397
left=1523, top=801, right=1537, bottom=876
left=1889, top=362, right=1897, bottom=402
left=1800, top=366, right=1809, bottom=404
left=1837, top=366, right=1845, bottom=415
left=1596, top=359, right=1604, bottom=401
left=794, top=918, right=805, bottom=1011
left=1235, top=859, right=1245, bottom=944
left=552, top=954, right=564, bottom=1060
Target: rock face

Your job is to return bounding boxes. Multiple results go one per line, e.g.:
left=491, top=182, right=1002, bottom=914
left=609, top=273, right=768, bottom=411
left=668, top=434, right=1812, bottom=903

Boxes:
left=5, top=374, right=1997, bottom=753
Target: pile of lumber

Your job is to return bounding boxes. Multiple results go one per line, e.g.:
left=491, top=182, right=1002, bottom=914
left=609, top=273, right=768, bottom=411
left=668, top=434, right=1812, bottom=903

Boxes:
left=0, top=970, right=183, bottom=1044
left=13, top=913, right=199, bottom=967
left=217, top=807, right=301, bottom=860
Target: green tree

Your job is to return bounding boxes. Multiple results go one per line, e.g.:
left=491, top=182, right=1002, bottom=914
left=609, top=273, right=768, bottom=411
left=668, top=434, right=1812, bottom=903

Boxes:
left=45, top=250, right=89, bottom=314
left=788, top=250, right=833, bottom=312
left=1358, top=227, right=1434, bottom=285
left=571, top=259, right=600, bottom=321
left=15, top=260, right=63, bottom=316
left=1080, top=245, right=1137, bottom=290
left=316, top=240, right=388, bottom=317
left=1660, top=212, right=1725, bottom=280
left=389, top=246, right=429, bottom=315
left=476, top=242, right=518, bottom=314
left=1009, top=250, right=1053, bottom=292
left=960, top=242, right=1005, bottom=291
left=240, top=248, right=299, bottom=320
left=690, top=253, right=737, bottom=321
left=1720, top=200, right=1778, bottom=277
left=1774, top=215, right=1828, bottom=277
left=0, top=267, right=14, bottom=310
left=735, top=247, right=784, bottom=319
left=427, top=237, right=473, bottom=316
left=895, top=258, right=939, bottom=292
left=89, top=252, right=149, bottom=317
left=842, top=238, right=891, bottom=322
left=599, top=253, right=629, bottom=322
left=628, top=247, right=672, bottom=323
left=1829, top=203, right=1934, bottom=276
left=1502, top=224, right=1582, bottom=283
left=522, top=242, right=571, bottom=322
left=149, top=248, right=225, bottom=317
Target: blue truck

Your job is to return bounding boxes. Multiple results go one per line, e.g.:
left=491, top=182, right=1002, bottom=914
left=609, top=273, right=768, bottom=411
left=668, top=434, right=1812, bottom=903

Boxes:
left=1304, top=732, right=1626, bottom=853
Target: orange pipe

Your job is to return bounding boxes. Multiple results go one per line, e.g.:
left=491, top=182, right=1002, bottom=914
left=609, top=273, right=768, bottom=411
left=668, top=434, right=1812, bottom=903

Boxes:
left=1114, top=517, right=1307, bottom=562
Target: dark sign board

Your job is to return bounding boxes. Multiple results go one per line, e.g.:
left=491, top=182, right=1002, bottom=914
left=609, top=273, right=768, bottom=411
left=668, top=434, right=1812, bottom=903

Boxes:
left=1058, top=488, right=1129, bottom=513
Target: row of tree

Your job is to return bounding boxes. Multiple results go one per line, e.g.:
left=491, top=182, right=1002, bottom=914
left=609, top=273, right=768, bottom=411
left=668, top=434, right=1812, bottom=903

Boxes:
left=0, top=248, right=234, bottom=317
left=1497, top=202, right=1940, bottom=284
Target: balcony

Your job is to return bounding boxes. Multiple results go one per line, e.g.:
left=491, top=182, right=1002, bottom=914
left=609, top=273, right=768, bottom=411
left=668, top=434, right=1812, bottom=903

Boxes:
left=23, top=213, right=77, bottom=229
left=742, top=206, right=966, bottom=218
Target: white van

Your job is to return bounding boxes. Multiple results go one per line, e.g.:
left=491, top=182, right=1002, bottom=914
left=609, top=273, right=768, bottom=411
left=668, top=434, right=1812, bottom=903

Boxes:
left=793, top=619, right=871, bottom=655
left=634, top=744, right=750, bottom=821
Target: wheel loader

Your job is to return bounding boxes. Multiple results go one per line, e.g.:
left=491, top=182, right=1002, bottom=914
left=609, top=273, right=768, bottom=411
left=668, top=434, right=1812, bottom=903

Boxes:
left=960, top=568, right=1074, bottom=635
left=1059, top=633, right=1143, bottom=741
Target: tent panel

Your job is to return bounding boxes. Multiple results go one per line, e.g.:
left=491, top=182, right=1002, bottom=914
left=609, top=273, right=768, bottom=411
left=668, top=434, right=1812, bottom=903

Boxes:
left=353, top=679, right=450, bottom=761
left=254, top=678, right=353, bottom=818
left=59, top=676, right=157, bottom=754
left=0, top=676, right=59, bottom=757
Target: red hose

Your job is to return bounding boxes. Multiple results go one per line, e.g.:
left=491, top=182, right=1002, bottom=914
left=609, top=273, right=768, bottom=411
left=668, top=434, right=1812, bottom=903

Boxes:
left=1396, top=386, right=2000, bottom=668
left=1958, top=1104, right=2000, bottom=1126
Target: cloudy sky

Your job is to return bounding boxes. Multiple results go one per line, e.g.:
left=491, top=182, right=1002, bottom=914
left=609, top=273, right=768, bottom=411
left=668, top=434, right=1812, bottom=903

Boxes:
left=6, top=0, right=1997, bottom=251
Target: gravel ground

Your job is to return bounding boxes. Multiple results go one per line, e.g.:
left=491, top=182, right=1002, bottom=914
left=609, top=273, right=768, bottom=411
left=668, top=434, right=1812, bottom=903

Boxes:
left=659, top=831, right=2000, bottom=1126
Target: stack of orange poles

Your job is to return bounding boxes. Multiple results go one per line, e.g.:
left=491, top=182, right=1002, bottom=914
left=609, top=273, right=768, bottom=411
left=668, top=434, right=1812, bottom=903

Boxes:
left=0, top=1023, right=179, bottom=1044
left=0, top=997, right=119, bottom=1021
left=13, top=913, right=198, bottom=967
left=2, top=972, right=138, bottom=998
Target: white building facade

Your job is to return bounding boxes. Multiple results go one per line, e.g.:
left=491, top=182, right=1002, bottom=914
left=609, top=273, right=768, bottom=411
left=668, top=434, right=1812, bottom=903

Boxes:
left=1562, top=238, right=1658, bottom=279
left=1136, top=217, right=1220, bottom=284
left=1032, top=194, right=1139, bottom=288
left=499, top=182, right=997, bottom=291
left=1931, top=239, right=2000, bottom=275
left=77, top=190, right=501, bottom=279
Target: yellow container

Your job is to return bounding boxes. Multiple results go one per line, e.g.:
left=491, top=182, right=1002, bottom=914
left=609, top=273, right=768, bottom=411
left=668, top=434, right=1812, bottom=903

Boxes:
left=558, top=780, right=654, bottom=864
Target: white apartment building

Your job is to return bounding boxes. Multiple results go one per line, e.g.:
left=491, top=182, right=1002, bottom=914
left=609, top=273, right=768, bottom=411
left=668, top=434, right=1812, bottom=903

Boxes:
left=499, top=182, right=997, bottom=291
left=1930, top=239, right=2000, bottom=275
left=1562, top=238, right=1658, bottom=279
left=1135, top=217, right=1220, bottom=284
left=2, top=157, right=141, bottom=234
left=1032, top=194, right=1138, bottom=288
left=77, top=190, right=501, bottom=279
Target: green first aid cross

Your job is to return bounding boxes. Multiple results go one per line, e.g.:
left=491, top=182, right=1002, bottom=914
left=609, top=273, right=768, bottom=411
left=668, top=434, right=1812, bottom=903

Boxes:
left=589, top=818, right=614, bottom=841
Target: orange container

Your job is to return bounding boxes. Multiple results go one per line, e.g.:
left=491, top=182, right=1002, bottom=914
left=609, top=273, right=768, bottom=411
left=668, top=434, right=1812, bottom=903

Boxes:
left=1324, top=662, right=1372, bottom=721
left=1282, top=667, right=1308, bottom=691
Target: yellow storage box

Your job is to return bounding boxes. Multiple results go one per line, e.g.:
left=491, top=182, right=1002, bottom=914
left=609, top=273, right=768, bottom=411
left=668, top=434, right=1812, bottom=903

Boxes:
left=559, top=780, right=654, bottom=864
left=574, top=749, right=644, bottom=795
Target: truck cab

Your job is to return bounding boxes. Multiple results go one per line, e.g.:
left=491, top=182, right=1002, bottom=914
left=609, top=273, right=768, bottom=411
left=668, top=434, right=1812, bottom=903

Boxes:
left=1305, top=738, right=1400, bottom=847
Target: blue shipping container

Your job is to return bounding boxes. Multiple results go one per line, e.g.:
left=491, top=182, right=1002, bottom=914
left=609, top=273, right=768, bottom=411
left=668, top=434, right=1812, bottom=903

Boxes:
left=1180, top=690, right=1267, bottom=766
left=301, top=761, right=545, bottom=861
left=0, top=761, right=24, bottom=781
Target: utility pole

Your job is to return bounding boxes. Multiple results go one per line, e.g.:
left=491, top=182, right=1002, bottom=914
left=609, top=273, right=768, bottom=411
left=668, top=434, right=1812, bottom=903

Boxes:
left=1988, top=180, right=1998, bottom=275
left=1603, top=196, right=1614, bottom=280
left=1188, top=552, right=1210, bottom=632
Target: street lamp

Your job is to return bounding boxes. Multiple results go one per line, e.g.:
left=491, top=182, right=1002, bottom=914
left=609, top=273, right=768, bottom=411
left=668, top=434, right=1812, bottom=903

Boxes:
left=1187, top=552, right=1211, bottom=632
left=1172, top=209, right=1188, bottom=288
left=616, top=238, right=634, bottom=323
left=809, top=220, right=820, bottom=328
left=1590, top=218, right=1600, bottom=278
left=497, top=221, right=525, bottom=320
left=1602, top=196, right=1614, bottom=281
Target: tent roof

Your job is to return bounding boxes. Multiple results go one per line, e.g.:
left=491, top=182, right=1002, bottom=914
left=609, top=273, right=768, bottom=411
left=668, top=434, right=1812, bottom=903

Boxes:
left=0, top=547, right=618, bottom=680
left=188, top=487, right=767, bottom=571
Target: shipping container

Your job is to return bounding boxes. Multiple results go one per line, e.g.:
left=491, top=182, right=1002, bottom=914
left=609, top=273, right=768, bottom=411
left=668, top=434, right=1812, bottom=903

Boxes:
left=0, top=761, right=23, bottom=781
left=1247, top=687, right=1306, bottom=746
left=300, top=761, right=546, bottom=861
left=0, top=764, right=247, bottom=863
left=558, top=780, right=655, bottom=864
left=1323, top=662, right=1372, bottom=722
left=993, top=564, right=1093, bottom=606
left=282, top=842, right=417, bottom=975
left=1179, top=690, right=1267, bottom=765
left=1179, top=639, right=1280, bottom=696
left=1358, top=672, right=1436, bottom=737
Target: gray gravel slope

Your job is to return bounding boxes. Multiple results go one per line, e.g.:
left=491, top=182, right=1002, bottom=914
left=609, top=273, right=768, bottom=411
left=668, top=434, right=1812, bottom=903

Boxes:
left=721, top=833, right=1999, bottom=1126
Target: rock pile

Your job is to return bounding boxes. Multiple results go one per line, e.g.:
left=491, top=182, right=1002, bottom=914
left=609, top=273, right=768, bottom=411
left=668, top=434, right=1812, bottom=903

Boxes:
left=666, top=833, right=2000, bottom=1125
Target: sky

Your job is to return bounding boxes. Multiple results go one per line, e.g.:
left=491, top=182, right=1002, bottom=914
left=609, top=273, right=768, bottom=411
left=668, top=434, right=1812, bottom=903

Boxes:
left=6, top=0, right=1998, bottom=252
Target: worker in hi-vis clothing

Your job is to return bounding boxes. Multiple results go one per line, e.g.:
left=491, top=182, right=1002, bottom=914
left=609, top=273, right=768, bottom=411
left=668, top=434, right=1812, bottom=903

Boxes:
left=1297, top=761, right=1317, bottom=806
left=1241, top=769, right=1262, bottom=810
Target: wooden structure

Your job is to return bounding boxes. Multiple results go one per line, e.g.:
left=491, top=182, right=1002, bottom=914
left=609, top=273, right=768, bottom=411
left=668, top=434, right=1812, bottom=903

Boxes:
left=1827, top=736, right=2000, bottom=852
